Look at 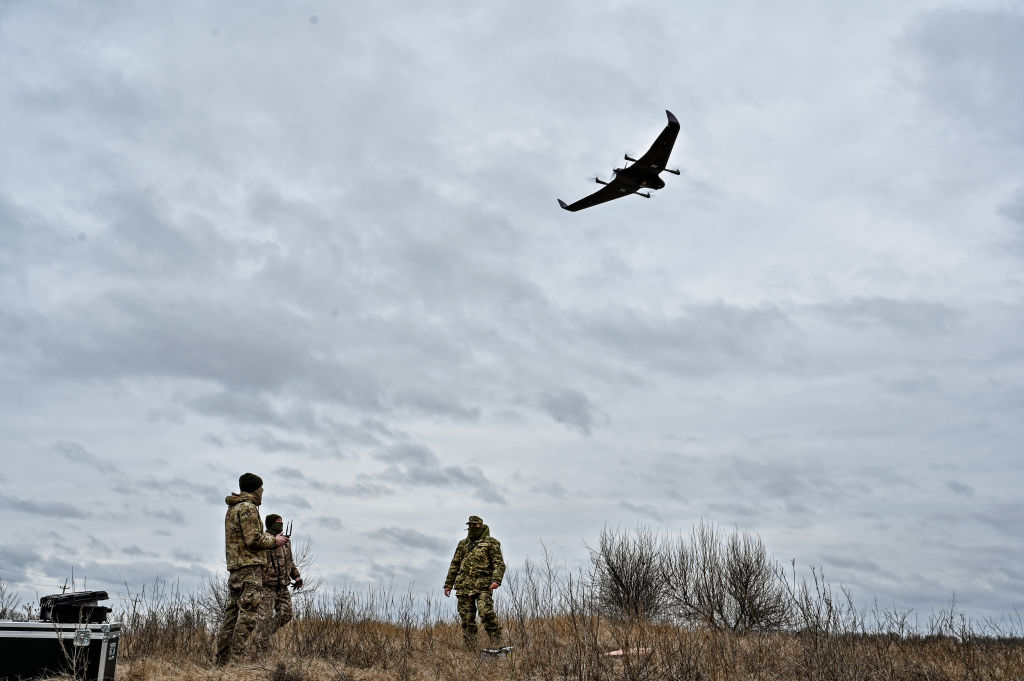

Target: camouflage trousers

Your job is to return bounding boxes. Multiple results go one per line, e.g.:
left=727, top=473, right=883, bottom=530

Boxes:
left=253, top=583, right=294, bottom=649
left=215, top=566, right=265, bottom=664
left=456, top=590, right=501, bottom=644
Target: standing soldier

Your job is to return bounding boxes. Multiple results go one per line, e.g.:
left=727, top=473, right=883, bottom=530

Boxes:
left=444, top=515, right=506, bottom=647
left=214, top=473, right=288, bottom=665
left=253, top=513, right=303, bottom=651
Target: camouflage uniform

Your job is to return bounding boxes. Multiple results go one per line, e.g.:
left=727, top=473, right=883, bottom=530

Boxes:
left=254, top=533, right=301, bottom=648
left=445, top=517, right=506, bottom=644
left=215, top=490, right=277, bottom=664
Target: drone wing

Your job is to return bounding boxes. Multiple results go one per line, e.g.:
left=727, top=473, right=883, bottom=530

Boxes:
left=633, top=110, right=680, bottom=171
left=557, top=177, right=636, bottom=212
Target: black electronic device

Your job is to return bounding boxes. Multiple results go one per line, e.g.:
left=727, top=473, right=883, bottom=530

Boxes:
left=39, top=590, right=111, bottom=624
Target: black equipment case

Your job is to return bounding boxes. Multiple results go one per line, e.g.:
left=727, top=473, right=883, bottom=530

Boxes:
left=0, top=591, right=120, bottom=680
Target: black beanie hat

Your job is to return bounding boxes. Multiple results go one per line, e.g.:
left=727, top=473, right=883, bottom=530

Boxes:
left=239, top=472, right=263, bottom=493
left=265, top=513, right=283, bottom=530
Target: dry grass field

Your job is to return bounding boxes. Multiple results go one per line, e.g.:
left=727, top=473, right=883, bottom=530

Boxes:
left=63, top=570, right=1024, bottom=681
left=17, top=527, right=1024, bottom=680
left=106, top=610, right=1024, bottom=681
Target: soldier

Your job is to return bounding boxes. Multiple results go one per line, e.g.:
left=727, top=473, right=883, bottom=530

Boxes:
left=253, top=513, right=303, bottom=650
left=214, top=473, right=289, bottom=666
left=444, top=515, right=506, bottom=646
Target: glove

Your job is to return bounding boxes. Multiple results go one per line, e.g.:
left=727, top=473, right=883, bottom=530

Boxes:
left=292, top=579, right=304, bottom=590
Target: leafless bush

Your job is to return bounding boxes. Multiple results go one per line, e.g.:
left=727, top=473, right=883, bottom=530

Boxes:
left=720, top=526, right=792, bottom=630
left=589, top=525, right=669, bottom=621
left=588, top=521, right=792, bottom=631
left=661, top=521, right=792, bottom=631
left=0, top=579, right=24, bottom=620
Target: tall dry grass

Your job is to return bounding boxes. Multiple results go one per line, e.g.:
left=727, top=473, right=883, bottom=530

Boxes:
left=97, top=554, right=1024, bottom=681
left=6, top=527, right=1023, bottom=680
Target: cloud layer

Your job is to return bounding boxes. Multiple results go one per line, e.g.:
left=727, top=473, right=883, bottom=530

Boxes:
left=1, top=1, right=1022, bottom=619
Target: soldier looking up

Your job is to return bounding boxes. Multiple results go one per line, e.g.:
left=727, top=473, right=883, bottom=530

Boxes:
left=253, top=513, right=303, bottom=651
left=444, top=515, right=506, bottom=646
left=214, top=473, right=288, bottom=666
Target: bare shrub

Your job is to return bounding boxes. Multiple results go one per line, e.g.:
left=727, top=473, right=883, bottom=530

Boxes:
left=589, top=525, right=668, bottom=620
left=0, top=579, right=23, bottom=620
left=721, top=527, right=792, bottom=630
left=659, top=521, right=792, bottom=631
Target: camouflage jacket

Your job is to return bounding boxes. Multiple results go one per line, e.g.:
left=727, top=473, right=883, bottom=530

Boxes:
left=263, top=541, right=301, bottom=587
left=444, top=525, right=506, bottom=593
left=224, top=492, right=277, bottom=571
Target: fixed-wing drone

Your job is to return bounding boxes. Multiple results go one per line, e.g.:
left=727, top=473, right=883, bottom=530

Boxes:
left=558, top=110, right=680, bottom=212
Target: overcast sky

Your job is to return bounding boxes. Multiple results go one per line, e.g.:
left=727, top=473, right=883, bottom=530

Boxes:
left=2, top=1, right=1022, bottom=622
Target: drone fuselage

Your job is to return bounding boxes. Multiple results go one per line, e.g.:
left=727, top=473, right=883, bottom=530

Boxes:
left=611, top=165, right=666, bottom=191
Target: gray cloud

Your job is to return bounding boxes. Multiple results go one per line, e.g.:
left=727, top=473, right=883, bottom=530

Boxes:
left=812, top=297, right=959, bottom=335
left=723, top=454, right=842, bottom=505
left=1002, top=190, right=1024, bottom=226
left=0, top=496, right=90, bottom=519
left=51, top=441, right=117, bottom=474
left=276, top=467, right=305, bottom=480
left=371, top=444, right=507, bottom=504
left=142, top=508, right=179, bottom=524
left=906, top=8, right=1024, bottom=140
left=136, top=477, right=223, bottom=505
left=1001, top=189, right=1024, bottom=257
left=945, top=480, right=973, bottom=496
left=530, top=480, right=568, bottom=499
left=970, top=502, right=1024, bottom=537
left=313, top=516, right=344, bottom=531
left=821, top=554, right=884, bottom=573
left=538, top=388, right=602, bottom=435
left=374, top=527, right=448, bottom=553
left=272, top=467, right=393, bottom=499
left=0, top=546, right=44, bottom=572
left=619, top=501, right=664, bottom=522
left=121, top=545, right=157, bottom=558
left=581, top=303, right=797, bottom=377
left=274, top=495, right=313, bottom=511
left=241, top=430, right=308, bottom=454
left=171, top=550, right=206, bottom=564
